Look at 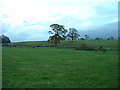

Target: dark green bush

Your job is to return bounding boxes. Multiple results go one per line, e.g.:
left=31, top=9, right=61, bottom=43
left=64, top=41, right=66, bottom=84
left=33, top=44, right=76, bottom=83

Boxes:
left=75, top=44, right=94, bottom=50
left=75, top=44, right=106, bottom=51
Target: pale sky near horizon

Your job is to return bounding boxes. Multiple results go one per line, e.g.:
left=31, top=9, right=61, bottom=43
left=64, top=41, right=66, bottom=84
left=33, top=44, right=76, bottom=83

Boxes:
left=0, top=0, right=119, bottom=42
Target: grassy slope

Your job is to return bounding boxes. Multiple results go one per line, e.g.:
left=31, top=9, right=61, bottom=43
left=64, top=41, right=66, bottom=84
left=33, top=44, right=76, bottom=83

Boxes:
left=9, top=40, right=118, bottom=48
left=3, top=47, right=118, bottom=88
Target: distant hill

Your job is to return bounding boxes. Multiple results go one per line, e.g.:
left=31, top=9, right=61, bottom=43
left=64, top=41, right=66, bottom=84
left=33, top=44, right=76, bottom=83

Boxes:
left=79, top=22, right=118, bottom=40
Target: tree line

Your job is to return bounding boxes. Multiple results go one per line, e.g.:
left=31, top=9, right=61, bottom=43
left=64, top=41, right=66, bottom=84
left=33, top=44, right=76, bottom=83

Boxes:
left=48, top=24, right=81, bottom=46
left=0, top=23, right=117, bottom=44
left=48, top=24, right=116, bottom=46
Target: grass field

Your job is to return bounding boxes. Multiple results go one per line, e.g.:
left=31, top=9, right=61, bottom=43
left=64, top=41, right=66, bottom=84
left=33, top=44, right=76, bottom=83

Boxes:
left=9, top=40, right=118, bottom=48
left=2, top=41, right=118, bottom=88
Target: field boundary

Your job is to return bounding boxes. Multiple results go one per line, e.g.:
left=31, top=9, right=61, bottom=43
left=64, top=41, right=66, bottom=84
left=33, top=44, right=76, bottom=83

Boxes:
left=2, top=44, right=76, bottom=49
left=2, top=44, right=118, bottom=51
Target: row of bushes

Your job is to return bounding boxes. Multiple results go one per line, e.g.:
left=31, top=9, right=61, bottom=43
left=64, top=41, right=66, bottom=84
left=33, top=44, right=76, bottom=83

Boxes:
left=75, top=44, right=106, bottom=51
left=2, top=43, right=106, bottom=51
left=2, top=43, right=76, bottom=48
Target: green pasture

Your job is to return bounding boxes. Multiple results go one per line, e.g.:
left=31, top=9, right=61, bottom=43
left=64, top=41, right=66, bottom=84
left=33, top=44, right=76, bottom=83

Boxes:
left=2, top=45, right=118, bottom=88
left=9, top=40, right=118, bottom=48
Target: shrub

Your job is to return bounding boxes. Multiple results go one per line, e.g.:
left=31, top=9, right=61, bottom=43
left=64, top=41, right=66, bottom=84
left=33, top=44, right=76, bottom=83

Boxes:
left=75, top=44, right=106, bottom=51
left=94, top=46, right=106, bottom=52
left=75, top=44, right=94, bottom=50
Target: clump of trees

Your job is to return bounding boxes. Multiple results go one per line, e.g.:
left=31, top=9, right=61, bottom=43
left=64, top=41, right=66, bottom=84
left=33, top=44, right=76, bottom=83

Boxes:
left=95, top=37, right=103, bottom=40
left=0, top=35, right=11, bottom=44
left=48, top=23, right=117, bottom=46
left=48, top=24, right=80, bottom=46
left=107, top=36, right=114, bottom=40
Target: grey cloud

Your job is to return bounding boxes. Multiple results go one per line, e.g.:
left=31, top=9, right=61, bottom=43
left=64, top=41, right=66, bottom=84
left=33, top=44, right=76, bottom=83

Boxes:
left=79, top=22, right=118, bottom=39
left=11, top=28, right=48, bottom=42
left=0, top=20, right=48, bottom=42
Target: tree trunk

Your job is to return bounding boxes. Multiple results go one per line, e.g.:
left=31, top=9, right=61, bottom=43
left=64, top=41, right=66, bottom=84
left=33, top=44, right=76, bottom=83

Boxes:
left=72, top=37, right=73, bottom=42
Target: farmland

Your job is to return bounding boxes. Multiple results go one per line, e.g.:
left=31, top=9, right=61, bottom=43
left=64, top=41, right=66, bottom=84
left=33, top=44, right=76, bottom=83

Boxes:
left=8, top=40, right=118, bottom=48
left=2, top=40, right=118, bottom=88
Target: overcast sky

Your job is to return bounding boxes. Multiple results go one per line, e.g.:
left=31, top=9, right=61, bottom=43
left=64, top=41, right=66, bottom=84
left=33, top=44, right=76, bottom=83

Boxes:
left=0, top=0, right=119, bottom=42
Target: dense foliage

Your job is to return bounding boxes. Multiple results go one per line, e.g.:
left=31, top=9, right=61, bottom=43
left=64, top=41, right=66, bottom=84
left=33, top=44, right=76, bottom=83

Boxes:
left=48, top=24, right=67, bottom=46
left=0, top=35, right=11, bottom=43
left=67, top=28, right=80, bottom=41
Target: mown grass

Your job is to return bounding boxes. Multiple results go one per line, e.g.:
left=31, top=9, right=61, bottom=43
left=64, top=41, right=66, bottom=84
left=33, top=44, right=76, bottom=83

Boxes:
left=2, top=47, right=118, bottom=88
